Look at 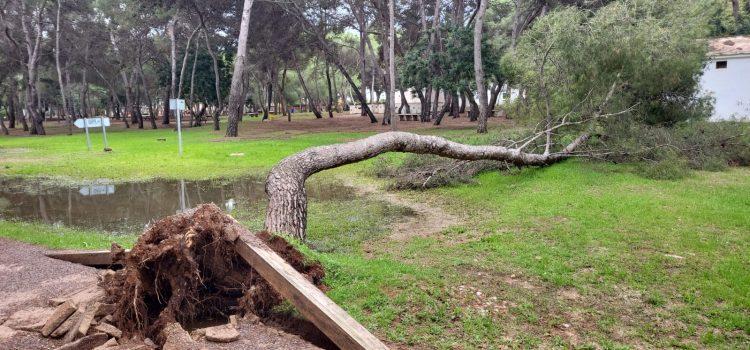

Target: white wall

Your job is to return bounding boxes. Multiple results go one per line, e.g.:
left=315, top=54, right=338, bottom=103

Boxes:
left=699, top=56, right=750, bottom=121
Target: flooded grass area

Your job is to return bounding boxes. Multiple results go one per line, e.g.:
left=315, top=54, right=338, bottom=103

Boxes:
left=0, top=176, right=355, bottom=235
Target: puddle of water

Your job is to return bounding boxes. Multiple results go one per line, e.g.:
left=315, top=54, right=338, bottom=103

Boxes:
left=0, top=176, right=354, bottom=234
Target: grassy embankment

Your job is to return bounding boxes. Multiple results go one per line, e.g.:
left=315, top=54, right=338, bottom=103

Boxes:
left=0, top=120, right=747, bottom=348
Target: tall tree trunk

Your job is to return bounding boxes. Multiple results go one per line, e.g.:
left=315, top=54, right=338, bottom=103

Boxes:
left=732, top=0, right=741, bottom=22
left=163, top=86, right=171, bottom=124
left=81, top=44, right=91, bottom=119
left=388, top=0, right=397, bottom=130
left=168, top=16, right=178, bottom=99
left=474, top=0, right=489, bottom=133
left=280, top=68, right=289, bottom=121
left=137, top=56, right=158, bottom=129
left=178, top=27, right=201, bottom=100
left=21, top=2, right=45, bottom=135
left=7, top=80, right=17, bottom=128
left=226, top=0, right=256, bottom=137
left=201, top=30, right=223, bottom=131
left=433, top=93, right=452, bottom=126
left=325, top=60, right=334, bottom=118
left=54, top=0, right=71, bottom=135
left=189, top=43, right=198, bottom=126
left=356, top=9, right=368, bottom=116
left=296, top=64, right=322, bottom=119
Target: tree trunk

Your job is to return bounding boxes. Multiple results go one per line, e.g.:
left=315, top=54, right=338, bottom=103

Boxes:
left=280, top=68, right=289, bottom=121
left=137, top=55, right=158, bottom=129
left=189, top=43, right=199, bottom=126
left=178, top=27, right=201, bottom=100
left=732, top=0, right=741, bottom=22
left=296, top=64, right=322, bottom=119
left=325, top=61, right=334, bottom=118
left=7, top=81, right=17, bottom=128
left=201, top=31, right=223, bottom=131
left=357, top=9, right=368, bottom=116
left=265, top=131, right=588, bottom=239
left=163, top=86, right=171, bottom=124
left=226, top=0, right=256, bottom=137
left=388, top=0, right=397, bottom=131
left=474, top=0, right=489, bottom=133
left=54, top=0, right=71, bottom=135
left=433, top=94, right=452, bottom=126
left=465, top=88, right=479, bottom=121
left=488, top=82, right=503, bottom=116
left=21, top=1, right=45, bottom=135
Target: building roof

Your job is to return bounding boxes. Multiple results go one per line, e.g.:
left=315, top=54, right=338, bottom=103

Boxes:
left=708, top=36, right=750, bottom=57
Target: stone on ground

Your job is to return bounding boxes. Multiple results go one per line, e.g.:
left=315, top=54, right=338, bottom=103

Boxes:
left=204, top=324, right=241, bottom=343
left=41, top=300, right=77, bottom=336
left=94, top=323, right=122, bottom=338
left=55, top=332, right=109, bottom=350
left=0, top=325, right=17, bottom=340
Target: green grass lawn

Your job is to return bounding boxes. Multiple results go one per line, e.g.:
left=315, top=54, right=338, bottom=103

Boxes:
left=0, top=120, right=747, bottom=348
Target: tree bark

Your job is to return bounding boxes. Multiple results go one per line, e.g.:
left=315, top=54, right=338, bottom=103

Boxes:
left=325, top=61, right=334, bottom=118
left=732, top=0, right=741, bottom=22
left=7, top=80, right=17, bottom=128
left=226, top=0, right=256, bottom=137
left=474, top=0, right=489, bottom=133
left=201, top=30, right=223, bottom=131
left=137, top=56, right=158, bottom=129
left=178, top=27, right=201, bottom=100
left=296, top=64, right=322, bottom=119
left=265, top=131, right=588, bottom=239
left=388, top=0, right=397, bottom=130
left=54, top=0, right=71, bottom=135
left=21, top=1, right=45, bottom=135
left=280, top=68, right=289, bottom=121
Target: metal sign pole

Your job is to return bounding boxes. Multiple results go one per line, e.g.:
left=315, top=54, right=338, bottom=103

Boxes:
left=100, top=117, right=109, bottom=149
left=177, top=105, right=183, bottom=157
left=84, top=118, right=92, bottom=151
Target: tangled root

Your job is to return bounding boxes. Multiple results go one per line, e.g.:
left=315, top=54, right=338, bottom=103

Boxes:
left=100, top=204, right=326, bottom=341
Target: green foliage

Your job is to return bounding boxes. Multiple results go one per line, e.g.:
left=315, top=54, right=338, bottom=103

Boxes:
left=512, top=0, right=712, bottom=126
left=400, top=25, right=505, bottom=93
left=599, top=120, right=750, bottom=179
left=707, top=0, right=750, bottom=36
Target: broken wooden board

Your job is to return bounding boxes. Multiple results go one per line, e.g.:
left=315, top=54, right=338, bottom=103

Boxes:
left=235, top=232, right=389, bottom=350
left=45, top=250, right=129, bottom=267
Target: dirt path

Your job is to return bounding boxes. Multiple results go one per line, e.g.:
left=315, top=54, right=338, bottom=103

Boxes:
left=349, top=181, right=460, bottom=241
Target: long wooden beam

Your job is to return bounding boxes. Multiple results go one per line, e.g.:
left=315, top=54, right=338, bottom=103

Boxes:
left=235, top=232, right=389, bottom=350
left=46, top=250, right=128, bottom=267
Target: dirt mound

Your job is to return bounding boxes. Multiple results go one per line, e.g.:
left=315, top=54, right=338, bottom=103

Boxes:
left=101, top=204, right=326, bottom=343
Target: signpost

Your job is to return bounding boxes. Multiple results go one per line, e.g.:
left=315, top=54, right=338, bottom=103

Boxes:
left=74, top=117, right=110, bottom=151
left=170, top=99, right=186, bottom=156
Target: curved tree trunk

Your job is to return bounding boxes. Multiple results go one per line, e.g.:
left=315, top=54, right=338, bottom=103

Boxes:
left=265, top=131, right=588, bottom=239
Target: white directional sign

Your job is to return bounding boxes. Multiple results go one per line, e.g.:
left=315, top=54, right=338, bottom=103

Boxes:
left=79, top=184, right=115, bottom=196
left=169, top=99, right=186, bottom=110
left=75, top=117, right=111, bottom=151
left=74, top=117, right=110, bottom=128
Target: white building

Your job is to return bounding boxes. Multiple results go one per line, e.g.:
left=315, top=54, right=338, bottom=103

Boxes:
left=700, top=36, right=750, bottom=121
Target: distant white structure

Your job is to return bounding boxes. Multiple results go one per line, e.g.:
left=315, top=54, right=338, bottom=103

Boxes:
left=700, top=36, right=750, bottom=121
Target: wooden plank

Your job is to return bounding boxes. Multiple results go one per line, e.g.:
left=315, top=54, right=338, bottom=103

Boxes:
left=235, top=232, right=389, bottom=350
left=46, top=250, right=128, bottom=267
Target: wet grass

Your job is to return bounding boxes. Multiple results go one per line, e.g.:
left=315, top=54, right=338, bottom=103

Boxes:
left=0, top=121, right=371, bottom=181
left=1, top=122, right=748, bottom=348
left=0, top=220, right=136, bottom=249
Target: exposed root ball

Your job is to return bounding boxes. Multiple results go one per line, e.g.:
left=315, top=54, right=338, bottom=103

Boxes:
left=100, top=204, right=325, bottom=341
